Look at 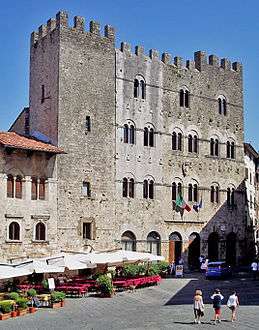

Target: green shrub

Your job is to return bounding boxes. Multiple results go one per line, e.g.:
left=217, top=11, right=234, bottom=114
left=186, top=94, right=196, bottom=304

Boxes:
left=8, top=292, right=20, bottom=301
left=27, top=288, right=37, bottom=297
left=123, top=264, right=140, bottom=278
left=147, top=264, right=160, bottom=276
left=137, top=264, right=146, bottom=275
left=157, top=261, right=169, bottom=273
left=0, top=300, right=14, bottom=313
left=51, top=291, right=66, bottom=302
left=97, top=275, right=113, bottom=295
left=16, top=297, right=28, bottom=310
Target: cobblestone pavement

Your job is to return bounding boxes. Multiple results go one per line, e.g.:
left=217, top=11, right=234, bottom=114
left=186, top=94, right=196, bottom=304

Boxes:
left=1, top=273, right=259, bottom=330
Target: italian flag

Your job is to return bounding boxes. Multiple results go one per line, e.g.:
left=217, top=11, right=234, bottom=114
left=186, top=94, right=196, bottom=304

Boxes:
left=176, top=195, right=191, bottom=212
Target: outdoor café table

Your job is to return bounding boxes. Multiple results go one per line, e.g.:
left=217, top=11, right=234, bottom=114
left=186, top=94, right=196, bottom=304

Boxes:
left=56, top=285, right=87, bottom=297
left=36, top=294, right=51, bottom=307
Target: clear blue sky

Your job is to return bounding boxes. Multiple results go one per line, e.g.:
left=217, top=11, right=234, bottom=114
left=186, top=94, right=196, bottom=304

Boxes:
left=0, top=0, right=258, bottom=150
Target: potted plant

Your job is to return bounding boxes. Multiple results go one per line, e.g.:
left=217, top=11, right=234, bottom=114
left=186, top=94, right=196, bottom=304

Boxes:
left=7, top=292, right=20, bottom=317
left=97, top=275, right=114, bottom=297
left=157, top=261, right=169, bottom=277
left=122, top=264, right=139, bottom=278
left=0, top=300, right=14, bottom=320
left=16, top=297, right=28, bottom=316
left=27, top=289, right=37, bottom=313
left=50, top=291, right=66, bottom=308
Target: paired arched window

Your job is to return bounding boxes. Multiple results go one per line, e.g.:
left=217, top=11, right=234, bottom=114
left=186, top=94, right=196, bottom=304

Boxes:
left=188, top=183, right=198, bottom=202
left=143, top=179, right=154, bottom=199
left=172, top=182, right=182, bottom=201
left=172, top=131, right=182, bottom=151
left=210, top=185, right=219, bottom=203
left=121, top=231, right=136, bottom=251
left=180, top=88, right=189, bottom=108
left=134, top=77, right=146, bottom=99
left=226, top=141, right=235, bottom=159
left=31, top=177, right=46, bottom=200
left=35, top=222, right=46, bottom=241
left=227, top=187, right=235, bottom=207
left=188, top=134, right=198, bottom=153
left=210, top=138, right=219, bottom=156
left=143, top=125, right=155, bottom=147
left=218, top=96, right=227, bottom=115
left=9, top=222, right=20, bottom=241
left=123, top=122, right=135, bottom=144
left=7, top=175, right=14, bottom=198
left=122, top=177, right=135, bottom=198
left=7, top=175, right=23, bottom=199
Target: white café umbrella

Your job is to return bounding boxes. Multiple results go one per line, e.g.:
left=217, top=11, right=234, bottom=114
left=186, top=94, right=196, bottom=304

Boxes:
left=44, top=253, right=96, bottom=271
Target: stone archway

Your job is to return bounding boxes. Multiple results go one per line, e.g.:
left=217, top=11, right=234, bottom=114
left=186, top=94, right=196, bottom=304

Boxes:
left=121, top=231, right=136, bottom=251
left=226, top=232, right=236, bottom=265
left=208, top=232, right=219, bottom=261
left=147, top=231, right=161, bottom=255
left=188, top=232, right=201, bottom=270
left=169, top=232, right=182, bottom=263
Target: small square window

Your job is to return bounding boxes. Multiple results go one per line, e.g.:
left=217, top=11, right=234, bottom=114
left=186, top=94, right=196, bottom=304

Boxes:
left=83, top=223, right=91, bottom=239
left=85, top=116, right=91, bottom=132
left=82, top=181, right=91, bottom=197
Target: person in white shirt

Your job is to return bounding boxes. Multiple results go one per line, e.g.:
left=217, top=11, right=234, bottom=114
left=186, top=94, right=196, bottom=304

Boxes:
left=251, top=261, right=258, bottom=280
left=227, top=291, right=239, bottom=322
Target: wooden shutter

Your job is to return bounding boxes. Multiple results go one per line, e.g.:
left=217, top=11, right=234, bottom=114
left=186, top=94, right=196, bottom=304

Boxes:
left=31, top=177, right=38, bottom=200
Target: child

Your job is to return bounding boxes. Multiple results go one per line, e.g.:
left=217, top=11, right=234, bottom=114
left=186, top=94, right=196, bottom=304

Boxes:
left=211, top=289, right=224, bottom=324
left=193, top=289, right=205, bottom=324
left=227, top=291, right=239, bottom=322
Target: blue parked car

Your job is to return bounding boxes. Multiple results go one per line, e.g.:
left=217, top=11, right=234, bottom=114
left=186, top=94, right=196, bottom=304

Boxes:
left=206, top=261, right=232, bottom=279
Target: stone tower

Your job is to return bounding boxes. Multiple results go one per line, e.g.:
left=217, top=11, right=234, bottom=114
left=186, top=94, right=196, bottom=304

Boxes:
left=29, top=11, right=116, bottom=251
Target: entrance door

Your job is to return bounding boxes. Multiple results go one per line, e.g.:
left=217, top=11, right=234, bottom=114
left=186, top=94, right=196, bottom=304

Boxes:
left=169, top=232, right=182, bottom=263
left=226, top=232, right=236, bottom=265
left=208, top=232, right=219, bottom=261
left=188, top=233, right=200, bottom=270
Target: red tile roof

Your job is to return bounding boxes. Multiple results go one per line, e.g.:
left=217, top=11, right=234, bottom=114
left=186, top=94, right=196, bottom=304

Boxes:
left=0, top=132, right=64, bottom=154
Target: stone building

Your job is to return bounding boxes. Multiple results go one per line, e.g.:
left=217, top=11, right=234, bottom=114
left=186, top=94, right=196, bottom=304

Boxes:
left=244, top=143, right=259, bottom=257
left=2, top=10, right=249, bottom=266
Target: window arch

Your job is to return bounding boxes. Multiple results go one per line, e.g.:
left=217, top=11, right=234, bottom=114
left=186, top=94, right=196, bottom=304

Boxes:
left=227, top=186, right=235, bottom=207
left=188, top=132, right=198, bottom=153
left=210, top=184, right=219, bottom=203
left=188, top=182, right=198, bottom=202
left=35, top=222, right=46, bottom=241
left=172, top=130, right=183, bottom=151
left=147, top=231, right=161, bottom=255
left=218, top=95, right=227, bottom=115
left=121, top=231, right=136, bottom=251
left=140, top=80, right=146, bottom=99
left=9, top=222, right=20, bottom=241
left=7, top=174, right=14, bottom=198
left=123, top=121, right=135, bottom=144
left=143, top=124, right=155, bottom=147
left=122, top=176, right=135, bottom=198
left=134, top=76, right=146, bottom=100
left=143, top=178, right=154, bottom=199
left=172, top=181, right=183, bottom=201
left=210, top=138, right=219, bottom=156
left=134, top=79, right=139, bottom=98
left=179, top=88, right=189, bottom=108
left=226, top=140, right=235, bottom=159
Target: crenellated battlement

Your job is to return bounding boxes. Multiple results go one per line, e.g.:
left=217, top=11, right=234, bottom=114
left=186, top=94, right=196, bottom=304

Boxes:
left=30, top=10, right=115, bottom=47
left=119, top=42, right=242, bottom=73
left=30, top=10, right=242, bottom=74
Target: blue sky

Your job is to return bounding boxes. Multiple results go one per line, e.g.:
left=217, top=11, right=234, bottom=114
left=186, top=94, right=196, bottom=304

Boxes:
left=0, top=0, right=258, bottom=150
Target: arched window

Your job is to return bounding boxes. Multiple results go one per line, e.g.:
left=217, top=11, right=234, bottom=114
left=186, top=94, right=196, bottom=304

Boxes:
left=230, top=142, right=235, bottom=159
left=193, top=135, right=198, bottom=153
left=122, top=178, right=128, bottom=197
left=15, top=176, right=22, bottom=199
left=211, top=185, right=219, bottom=203
left=134, top=79, right=139, bottom=98
left=210, top=138, right=219, bottom=156
left=129, top=178, right=135, bottom=198
left=7, top=175, right=14, bottom=198
left=210, top=186, right=215, bottom=203
left=188, top=135, right=193, bottom=153
left=35, top=222, right=46, bottom=241
left=215, top=139, right=219, bottom=156
left=31, top=177, right=38, bottom=200
left=180, top=88, right=189, bottom=108
left=140, top=80, right=146, bottom=99
left=85, top=116, right=91, bottom=132
left=144, top=127, right=149, bottom=146
left=149, top=180, right=154, bottom=199
left=218, top=96, right=227, bottom=115
left=129, top=125, right=135, bottom=144
left=210, top=138, right=214, bottom=156
left=172, top=132, right=177, bottom=150
left=9, top=222, right=20, bottom=241
left=227, top=187, right=235, bottom=207
left=143, top=125, right=155, bottom=147
left=39, top=178, right=46, bottom=200
left=123, top=124, right=129, bottom=143
left=172, top=182, right=176, bottom=201
left=147, top=231, right=161, bottom=255
left=149, top=128, right=154, bottom=147
left=193, top=184, right=198, bottom=202
left=143, top=180, right=148, bottom=199
left=143, top=178, right=154, bottom=199
left=226, top=141, right=231, bottom=158
left=188, top=184, right=193, bottom=202
left=178, top=133, right=182, bottom=151
left=121, top=231, right=136, bottom=251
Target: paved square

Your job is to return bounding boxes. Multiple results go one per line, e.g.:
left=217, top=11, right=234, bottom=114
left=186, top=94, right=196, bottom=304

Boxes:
left=1, top=274, right=259, bottom=329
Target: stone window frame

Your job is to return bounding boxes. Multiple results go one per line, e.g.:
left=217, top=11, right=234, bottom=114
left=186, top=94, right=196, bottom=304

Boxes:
left=134, top=74, right=146, bottom=100
left=179, top=86, right=190, bottom=108
left=6, top=219, right=22, bottom=243
left=143, top=122, right=155, bottom=147
left=80, top=218, right=96, bottom=240
left=31, top=176, right=48, bottom=201
left=33, top=221, right=47, bottom=242
left=217, top=94, right=227, bottom=116
left=123, top=119, right=136, bottom=144
left=172, top=127, right=183, bottom=152
left=143, top=175, right=155, bottom=200
left=210, top=182, right=220, bottom=204
left=187, top=130, right=199, bottom=154
left=122, top=173, right=136, bottom=198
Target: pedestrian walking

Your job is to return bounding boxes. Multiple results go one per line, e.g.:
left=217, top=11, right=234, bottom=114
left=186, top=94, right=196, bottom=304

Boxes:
left=251, top=261, right=257, bottom=280
left=211, top=288, right=224, bottom=324
left=169, top=261, right=175, bottom=276
left=193, top=289, right=204, bottom=324
left=227, top=291, right=239, bottom=322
